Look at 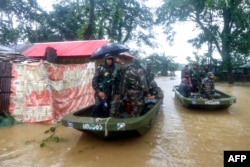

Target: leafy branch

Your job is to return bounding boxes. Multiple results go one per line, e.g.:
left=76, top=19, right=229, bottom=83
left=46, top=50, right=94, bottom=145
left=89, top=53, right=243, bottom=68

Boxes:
left=40, top=126, right=66, bottom=148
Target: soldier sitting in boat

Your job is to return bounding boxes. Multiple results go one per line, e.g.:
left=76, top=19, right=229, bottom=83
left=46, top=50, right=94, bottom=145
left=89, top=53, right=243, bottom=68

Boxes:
left=199, top=72, right=221, bottom=100
left=178, top=78, right=191, bottom=98
left=148, top=73, right=164, bottom=99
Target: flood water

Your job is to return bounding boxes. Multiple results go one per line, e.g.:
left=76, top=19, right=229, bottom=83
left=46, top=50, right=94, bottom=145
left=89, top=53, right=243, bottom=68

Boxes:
left=1, top=72, right=250, bottom=167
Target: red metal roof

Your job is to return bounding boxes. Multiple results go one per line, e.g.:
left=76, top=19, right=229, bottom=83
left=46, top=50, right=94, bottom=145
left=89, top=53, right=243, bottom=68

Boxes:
left=22, top=40, right=109, bottom=57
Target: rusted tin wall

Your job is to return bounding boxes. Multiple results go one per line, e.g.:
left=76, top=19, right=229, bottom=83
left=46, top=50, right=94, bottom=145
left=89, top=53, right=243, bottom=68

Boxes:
left=0, top=62, right=12, bottom=116
left=36, top=56, right=90, bottom=64
left=57, top=56, right=90, bottom=64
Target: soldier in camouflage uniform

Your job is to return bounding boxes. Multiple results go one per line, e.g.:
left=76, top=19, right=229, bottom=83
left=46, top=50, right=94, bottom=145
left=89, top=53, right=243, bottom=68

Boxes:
left=189, top=63, right=201, bottom=92
left=91, top=54, right=119, bottom=118
left=114, top=54, right=128, bottom=91
left=121, top=58, right=151, bottom=117
left=200, top=64, right=210, bottom=80
left=109, top=54, right=128, bottom=117
left=148, top=73, right=164, bottom=99
left=200, top=72, right=220, bottom=99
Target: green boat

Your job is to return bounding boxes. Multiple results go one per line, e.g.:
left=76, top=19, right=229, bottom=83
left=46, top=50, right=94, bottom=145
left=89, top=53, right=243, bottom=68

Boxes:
left=173, top=85, right=237, bottom=110
left=62, top=98, right=163, bottom=138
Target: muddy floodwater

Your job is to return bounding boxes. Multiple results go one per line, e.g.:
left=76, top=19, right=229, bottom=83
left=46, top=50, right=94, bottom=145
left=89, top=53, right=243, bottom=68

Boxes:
left=0, top=72, right=250, bottom=167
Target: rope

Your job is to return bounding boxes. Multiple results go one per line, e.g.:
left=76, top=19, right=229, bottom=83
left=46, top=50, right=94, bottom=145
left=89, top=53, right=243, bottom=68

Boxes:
left=95, top=117, right=112, bottom=137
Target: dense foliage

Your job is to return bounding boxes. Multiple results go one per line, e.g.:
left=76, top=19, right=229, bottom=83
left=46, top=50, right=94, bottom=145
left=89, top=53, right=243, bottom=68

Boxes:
left=1, top=0, right=250, bottom=78
left=156, top=0, right=250, bottom=81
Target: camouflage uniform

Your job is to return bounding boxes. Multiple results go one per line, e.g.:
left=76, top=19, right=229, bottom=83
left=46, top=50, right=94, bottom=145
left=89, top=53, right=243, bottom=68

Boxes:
left=200, top=77, right=215, bottom=99
left=114, top=62, right=127, bottom=93
left=91, top=58, right=119, bottom=117
left=109, top=61, right=127, bottom=117
left=148, top=73, right=164, bottom=99
left=122, top=60, right=149, bottom=117
left=200, top=65, right=209, bottom=80
left=199, top=72, right=221, bottom=99
left=190, top=65, right=201, bottom=92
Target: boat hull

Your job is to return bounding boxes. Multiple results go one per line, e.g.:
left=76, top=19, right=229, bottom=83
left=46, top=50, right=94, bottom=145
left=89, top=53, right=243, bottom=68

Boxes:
left=173, top=85, right=237, bottom=110
left=62, top=99, right=162, bottom=138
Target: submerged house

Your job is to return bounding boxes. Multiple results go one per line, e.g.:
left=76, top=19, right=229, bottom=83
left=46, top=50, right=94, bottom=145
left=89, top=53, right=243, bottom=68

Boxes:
left=1, top=40, right=109, bottom=123
left=239, top=62, right=250, bottom=75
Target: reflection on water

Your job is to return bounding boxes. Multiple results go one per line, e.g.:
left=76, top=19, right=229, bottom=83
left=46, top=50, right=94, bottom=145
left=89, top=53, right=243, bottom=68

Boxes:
left=1, top=72, right=250, bottom=167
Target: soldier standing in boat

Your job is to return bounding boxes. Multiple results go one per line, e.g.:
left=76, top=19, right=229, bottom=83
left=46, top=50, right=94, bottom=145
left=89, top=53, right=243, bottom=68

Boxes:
left=91, top=54, right=120, bottom=118
left=200, top=64, right=210, bottom=80
left=121, top=58, right=151, bottom=117
left=109, top=53, right=128, bottom=117
left=189, top=63, right=201, bottom=92
left=181, top=65, right=191, bottom=86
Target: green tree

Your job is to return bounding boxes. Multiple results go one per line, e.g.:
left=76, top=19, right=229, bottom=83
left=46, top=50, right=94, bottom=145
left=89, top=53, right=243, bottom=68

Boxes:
left=156, top=0, right=250, bottom=83
left=143, top=53, right=177, bottom=76
left=25, top=0, right=156, bottom=48
left=77, top=0, right=155, bottom=45
left=0, top=0, right=40, bottom=44
left=1, top=0, right=156, bottom=47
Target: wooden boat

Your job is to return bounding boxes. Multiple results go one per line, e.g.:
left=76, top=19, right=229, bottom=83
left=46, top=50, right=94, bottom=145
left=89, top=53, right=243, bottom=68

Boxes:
left=173, top=85, right=236, bottom=110
left=62, top=98, right=163, bottom=138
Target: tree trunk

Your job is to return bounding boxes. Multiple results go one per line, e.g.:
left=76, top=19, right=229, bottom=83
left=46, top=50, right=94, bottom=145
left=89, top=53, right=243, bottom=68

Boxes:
left=82, top=0, right=95, bottom=40
left=222, top=7, right=233, bottom=84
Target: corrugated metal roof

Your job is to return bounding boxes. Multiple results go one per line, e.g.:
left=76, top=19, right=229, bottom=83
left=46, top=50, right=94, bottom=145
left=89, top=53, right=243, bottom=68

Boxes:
left=22, top=40, right=109, bottom=57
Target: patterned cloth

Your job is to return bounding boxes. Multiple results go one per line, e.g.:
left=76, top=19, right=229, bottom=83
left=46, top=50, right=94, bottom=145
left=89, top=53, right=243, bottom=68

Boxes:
left=10, top=61, right=95, bottom=123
